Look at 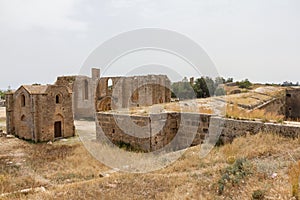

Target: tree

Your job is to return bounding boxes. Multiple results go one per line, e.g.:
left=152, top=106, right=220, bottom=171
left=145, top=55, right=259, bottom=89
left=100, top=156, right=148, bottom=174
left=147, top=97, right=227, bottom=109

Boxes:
left=225, top=78, right=234, bottom=83
left=171, top=78, right=195, bottom=100
left=193, top=77, right=214, bottom=98
left=237, top=79, right=252, bottom=89
left=214, top=87, right=226, bottom=96
left=0, top=90, right=4, bottom=99
left=215, top=77, right=225, bottom=86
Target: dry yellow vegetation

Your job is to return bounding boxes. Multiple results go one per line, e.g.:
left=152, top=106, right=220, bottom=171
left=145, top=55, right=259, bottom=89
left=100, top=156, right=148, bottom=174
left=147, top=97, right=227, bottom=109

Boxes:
left=1, top=132, right=300, bottom=199
left=226, top=103, right=285, bottom=123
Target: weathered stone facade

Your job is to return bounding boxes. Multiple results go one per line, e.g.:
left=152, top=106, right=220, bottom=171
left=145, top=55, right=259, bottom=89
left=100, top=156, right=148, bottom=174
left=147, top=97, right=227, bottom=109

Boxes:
left=95, top=75, right=171, bottom=112
left=56, top=68, right=99, bottom=120
left=96, top=112, right=300, bottom=152
left=56, top=69, right=171, bottom=119
left=285, top=87, right=300, bottom=119
left=6, top=85, right=75, bottom=142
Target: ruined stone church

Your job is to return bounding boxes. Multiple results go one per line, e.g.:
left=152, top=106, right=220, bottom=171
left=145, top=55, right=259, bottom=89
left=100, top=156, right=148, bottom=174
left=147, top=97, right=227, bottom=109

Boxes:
left=6, top=68, right=171, bottom=142
left=6, top=85, right=75, bottom=142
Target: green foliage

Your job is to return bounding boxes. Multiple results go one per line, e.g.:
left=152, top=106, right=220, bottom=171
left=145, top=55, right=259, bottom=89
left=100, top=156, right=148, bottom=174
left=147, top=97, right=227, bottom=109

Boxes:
left=116, top=140, right=146, bottom=152
left=215, top=77, right=225, bottom=86
left=193, top=77, right=215, bottom=98
left=0, top=90, right=4, bottom=99
left=225, top=78, right=234, bottom=83
left=252, top=189, right=265, bottom=200
left=171, top=78, right=195, bottom=100
left=214, top=87, right=226, bottom=96
left=217, top=158, right=252, bottom=195
left=171, top=76, right=252, bottom=99
left=237, top=79, right=252, bottom=89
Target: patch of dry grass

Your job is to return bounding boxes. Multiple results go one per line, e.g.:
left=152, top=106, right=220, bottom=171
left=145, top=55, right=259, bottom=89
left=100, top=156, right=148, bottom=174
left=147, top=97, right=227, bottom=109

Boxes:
left=1, top=132, right=299, bottom=199
left=288, top=161, right=300, bottom=199
left=226, top=103, right=285, bottom=122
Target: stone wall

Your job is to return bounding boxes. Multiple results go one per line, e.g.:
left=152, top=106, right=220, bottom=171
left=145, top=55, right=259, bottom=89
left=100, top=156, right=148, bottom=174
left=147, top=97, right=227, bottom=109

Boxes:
left=96, top=112, right=212, bottom=152
left=56, top=73, right=98, bottom=120
left=286, top=88, right=300, bottom=119
left=6, top=85, right=75, bottom=142
left=97, top=113, right=151, bottom=151
left=256, top=96, right=286, bottom=116
left=96, top=112, right=300, bottom=152
left=95, top=75, right=171, bottom=112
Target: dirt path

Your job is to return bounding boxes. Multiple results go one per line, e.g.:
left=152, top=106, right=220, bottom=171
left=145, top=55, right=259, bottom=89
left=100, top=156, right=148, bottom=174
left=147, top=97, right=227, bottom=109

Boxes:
left=0, top=107, right=5, bottom=118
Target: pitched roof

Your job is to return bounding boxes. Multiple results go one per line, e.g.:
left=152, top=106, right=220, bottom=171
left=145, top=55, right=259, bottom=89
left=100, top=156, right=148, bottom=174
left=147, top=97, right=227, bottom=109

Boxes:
left=22, top=85, right=49, bottom=94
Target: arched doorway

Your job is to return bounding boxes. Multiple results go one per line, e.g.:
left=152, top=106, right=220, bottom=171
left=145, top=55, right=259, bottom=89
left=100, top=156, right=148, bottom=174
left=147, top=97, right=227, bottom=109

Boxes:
left=54, top=114, right=64, bottom=138
left=97, top=97, right=112, bottom=112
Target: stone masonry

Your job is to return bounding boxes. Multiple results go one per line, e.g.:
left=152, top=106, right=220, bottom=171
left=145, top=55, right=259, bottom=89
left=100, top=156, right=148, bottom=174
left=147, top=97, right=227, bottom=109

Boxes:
left=96, top=112, right=300, bottom=152
left=6, top=85, right=75, bottom=142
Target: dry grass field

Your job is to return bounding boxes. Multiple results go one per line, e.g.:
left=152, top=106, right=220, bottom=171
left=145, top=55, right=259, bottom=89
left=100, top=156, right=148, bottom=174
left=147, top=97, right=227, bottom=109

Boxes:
left=1, top=130, right=300, bottom=199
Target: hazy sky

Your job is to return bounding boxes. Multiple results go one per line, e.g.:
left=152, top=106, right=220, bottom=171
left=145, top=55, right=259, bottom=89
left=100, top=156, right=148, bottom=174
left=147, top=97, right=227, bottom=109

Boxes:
left=0, top=0, right=300, bottom=89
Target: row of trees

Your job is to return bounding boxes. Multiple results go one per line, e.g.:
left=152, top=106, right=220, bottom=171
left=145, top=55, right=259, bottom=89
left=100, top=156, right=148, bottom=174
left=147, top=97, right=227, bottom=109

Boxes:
left=281, top=81, right=299, bottom=86
left=171, top=77, right=253, bottom=100
left=171, top=77, right=230, bottom=99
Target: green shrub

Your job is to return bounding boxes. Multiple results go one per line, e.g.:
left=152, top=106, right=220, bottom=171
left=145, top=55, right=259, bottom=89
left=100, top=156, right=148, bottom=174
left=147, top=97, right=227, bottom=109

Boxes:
left=252, top=189, right=265, bottom=199
left=218, top=158, right=252, bottom=195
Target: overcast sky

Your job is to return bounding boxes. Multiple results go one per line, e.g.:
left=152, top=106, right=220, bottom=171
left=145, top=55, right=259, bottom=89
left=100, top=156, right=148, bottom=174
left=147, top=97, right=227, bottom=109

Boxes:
left=0, top=0, right=300, bottom=89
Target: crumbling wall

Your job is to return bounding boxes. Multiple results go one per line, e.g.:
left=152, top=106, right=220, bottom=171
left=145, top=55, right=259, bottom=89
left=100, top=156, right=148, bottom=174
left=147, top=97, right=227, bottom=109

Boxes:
left=95, top=75, right=171, bottom=112
left=96, top=113, right=151, bottom=151
left=56, top=68, right=100, bottom=120
left=285, top=88, right=300, bottom=119
left=96, top=112, right=300, bottom=152
left=257, top=96, right=286, bottom=116
left=96, top=112, right=211, bottom=152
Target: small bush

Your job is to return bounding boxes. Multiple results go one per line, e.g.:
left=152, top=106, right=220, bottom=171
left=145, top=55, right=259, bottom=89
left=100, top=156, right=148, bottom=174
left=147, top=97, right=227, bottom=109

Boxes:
left=115, top=141, right=146, bottom=152
left=237, top=79, right=252, bottom=89
left=252, top=189, right=265, bottom=199
left=218, top=158, right=252, bottom=195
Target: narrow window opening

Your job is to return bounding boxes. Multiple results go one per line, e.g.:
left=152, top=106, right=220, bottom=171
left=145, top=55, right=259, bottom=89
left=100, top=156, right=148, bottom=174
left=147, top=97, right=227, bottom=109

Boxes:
left=286, top=94, right=292, bottom=97
left=56, top=95, right=61, bottom=104
left=84, top=80, right=89, bottom=100
left=21, top=95, right=25, bottom=107
left=108, top=78, right=113, bottom=90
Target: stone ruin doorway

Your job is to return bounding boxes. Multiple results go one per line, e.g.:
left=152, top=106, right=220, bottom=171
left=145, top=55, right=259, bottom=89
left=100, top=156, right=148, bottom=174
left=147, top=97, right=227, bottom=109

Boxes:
left=54, top=121, right=62, bottom=138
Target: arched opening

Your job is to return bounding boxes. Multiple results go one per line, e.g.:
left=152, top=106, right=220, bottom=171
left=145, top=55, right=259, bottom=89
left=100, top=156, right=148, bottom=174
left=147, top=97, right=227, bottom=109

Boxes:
left=54, top=114, right=64, bottom=138
left=21, top=94, right=25, bottom=107
left=108, top=78, right=113, bottom=90
left=21, top=115, right=26, bottom=121
left=131, top=89, right=139, bottom=103
left=84, top=79, right=89, bottom=100
left=56, top=94, right=61, bottom=104
left=97, top=97, right=112, bottom=112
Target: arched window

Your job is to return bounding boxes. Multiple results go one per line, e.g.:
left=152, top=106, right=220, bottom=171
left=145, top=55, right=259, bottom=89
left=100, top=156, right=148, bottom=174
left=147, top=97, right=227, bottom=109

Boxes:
left=84, top=80, right=89, bottom=100
left=21, top=115, right=26, bottom=121
left=108, top=78, right=113, bottom=90
left=21, top=94, right=25, bottom=107
left=56, top=94, right=61, bottom=104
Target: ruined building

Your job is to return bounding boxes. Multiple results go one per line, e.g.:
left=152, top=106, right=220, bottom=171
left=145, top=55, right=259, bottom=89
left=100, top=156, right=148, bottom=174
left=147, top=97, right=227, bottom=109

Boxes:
left=6, top=85, right=75, bottom=142
left=95, top=75, right=171, bottom=112
left=5, top=68, right=171, bottom=142
left=56, top=68, right=171, bottom=118
left=56, top=68, right=99, bottom=119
